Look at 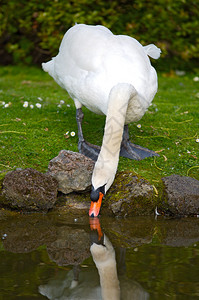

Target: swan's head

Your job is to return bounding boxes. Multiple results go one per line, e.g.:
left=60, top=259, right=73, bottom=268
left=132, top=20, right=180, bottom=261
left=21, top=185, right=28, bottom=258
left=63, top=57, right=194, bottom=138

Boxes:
left=89, top=158, right=117, bottom=217
left=89, top=184, right=105, bottom=217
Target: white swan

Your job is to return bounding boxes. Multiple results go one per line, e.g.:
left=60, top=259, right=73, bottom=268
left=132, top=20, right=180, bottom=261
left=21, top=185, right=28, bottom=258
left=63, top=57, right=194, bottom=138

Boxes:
left=42, top=24, right=161, bottom=217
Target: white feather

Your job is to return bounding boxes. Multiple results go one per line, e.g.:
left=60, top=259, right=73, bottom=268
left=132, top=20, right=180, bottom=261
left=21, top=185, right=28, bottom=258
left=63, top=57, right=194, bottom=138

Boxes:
left=144, top=44, right=161, bottom=59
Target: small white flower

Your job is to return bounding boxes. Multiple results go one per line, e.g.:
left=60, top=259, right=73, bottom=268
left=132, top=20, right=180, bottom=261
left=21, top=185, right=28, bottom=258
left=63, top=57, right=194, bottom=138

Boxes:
left=65, top=131, right=69, bottom=135
left=70, top=131, right=75, bottom=137
left=196, top=138, right=199, bottom=143
left=137, top=124, right=141, bottom=128
left=4, top=103, right=9, bottom=108
left=193, top=76, right=199, bottom=82
left=37, top=97, right=43, bottom=101
left=2, top=101, right=5, bottom=105
left=36, top=103, right=42, bottom=108
left=187, top=150, right=191, bottom=154
left=57, top=104, right=61, bottom=108
left=67, top=104, right=70, bottom=107
left=60, top=100, right=65, bottom=104
left=30, top=104, right=34, bottom=109
left=23, top=101, right=28, bottom=108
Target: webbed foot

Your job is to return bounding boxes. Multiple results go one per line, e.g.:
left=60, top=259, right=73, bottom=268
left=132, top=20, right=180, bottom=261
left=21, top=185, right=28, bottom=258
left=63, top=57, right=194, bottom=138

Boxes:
left=119, top=124, right=159, bottom=160
left=120, top=140, right=159, bottom=160
left=78, top=140, right=100, bottom=161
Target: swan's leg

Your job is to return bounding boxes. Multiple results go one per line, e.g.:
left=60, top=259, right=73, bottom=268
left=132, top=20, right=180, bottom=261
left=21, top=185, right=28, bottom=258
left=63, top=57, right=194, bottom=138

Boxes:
left=76, top=108, right=100, bottom=161
left=120, top=124, right=159, bottom=160
left=76, top=110, right=158, bottom=161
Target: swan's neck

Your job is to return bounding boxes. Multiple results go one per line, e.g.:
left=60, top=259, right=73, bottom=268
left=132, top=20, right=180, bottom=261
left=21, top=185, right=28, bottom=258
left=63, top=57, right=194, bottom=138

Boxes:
left=97, top=260, right=120, bottom=300
left=91, top=235, right=120, bottom=300
left=92, top=83, right=137, bottom=192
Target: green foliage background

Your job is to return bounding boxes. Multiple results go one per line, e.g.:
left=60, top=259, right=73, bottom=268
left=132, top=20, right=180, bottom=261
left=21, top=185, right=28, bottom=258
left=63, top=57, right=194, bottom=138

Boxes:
left=0, top=0, right=199, bottom=69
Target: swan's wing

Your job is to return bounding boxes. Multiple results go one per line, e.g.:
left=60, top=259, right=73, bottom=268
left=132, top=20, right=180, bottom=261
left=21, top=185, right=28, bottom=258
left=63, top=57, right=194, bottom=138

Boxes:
left=143, top=44, right=161, bottom=59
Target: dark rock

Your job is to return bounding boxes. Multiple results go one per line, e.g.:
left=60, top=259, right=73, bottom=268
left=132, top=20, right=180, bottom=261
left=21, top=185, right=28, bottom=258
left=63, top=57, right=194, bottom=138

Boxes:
left=1, top=168, right=58, bottom=212
left=161, top=175, right=199, bottom=216
left=55, top=192, right=90, bottom=215
left=48, top=150, right=94, bottom=194
left=104, top=171, right=155, bottom=217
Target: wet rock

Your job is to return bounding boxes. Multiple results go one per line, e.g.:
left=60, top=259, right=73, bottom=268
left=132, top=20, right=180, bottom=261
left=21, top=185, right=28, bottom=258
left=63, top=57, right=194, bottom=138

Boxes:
left=104, top=171, right=155, bottom=217
left=1, top=168, right=58, bottom=212
left=161, top=175, right=199, bottom=216
left=55, top=192, right=90, bottom=215
left=48, top=150, right=94, bottom=194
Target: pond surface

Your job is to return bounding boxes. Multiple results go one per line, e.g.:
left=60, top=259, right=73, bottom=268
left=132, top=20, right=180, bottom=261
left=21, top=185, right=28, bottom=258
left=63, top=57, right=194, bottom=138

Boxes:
left=0, top=211, right=199, bottom=300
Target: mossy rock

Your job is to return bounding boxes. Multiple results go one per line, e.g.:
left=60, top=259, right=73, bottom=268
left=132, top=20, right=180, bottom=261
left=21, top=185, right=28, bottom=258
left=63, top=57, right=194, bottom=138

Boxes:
left=103, top=171, right=156, bottom=217
left=55, top=192, right=90, bottom=215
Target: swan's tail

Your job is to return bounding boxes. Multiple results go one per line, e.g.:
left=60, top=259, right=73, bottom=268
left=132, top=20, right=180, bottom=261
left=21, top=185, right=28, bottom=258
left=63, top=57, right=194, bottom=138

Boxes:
left=144, top=44, right=161, bottom=59
left=42, top=59, right=55, bottom=76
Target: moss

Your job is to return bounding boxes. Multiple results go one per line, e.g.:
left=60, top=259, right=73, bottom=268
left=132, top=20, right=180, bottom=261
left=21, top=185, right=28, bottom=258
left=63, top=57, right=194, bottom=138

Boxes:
left=105, top=171, right=155, bottom=216
left=0, top=172, right=7, bottom=195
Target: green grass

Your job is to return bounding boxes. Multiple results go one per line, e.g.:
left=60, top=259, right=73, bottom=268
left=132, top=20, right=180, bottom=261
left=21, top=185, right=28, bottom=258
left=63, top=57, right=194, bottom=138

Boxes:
left=0, top=66, right=198, bottom=186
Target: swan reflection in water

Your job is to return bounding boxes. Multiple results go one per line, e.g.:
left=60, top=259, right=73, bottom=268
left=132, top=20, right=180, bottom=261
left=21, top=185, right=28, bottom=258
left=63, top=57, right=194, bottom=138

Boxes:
left=39, top=218, right=149, bottom=300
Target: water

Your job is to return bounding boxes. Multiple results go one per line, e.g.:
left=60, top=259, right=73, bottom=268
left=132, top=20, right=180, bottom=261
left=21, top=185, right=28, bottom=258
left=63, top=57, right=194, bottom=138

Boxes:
left=0, top=211, right=199, bottom=299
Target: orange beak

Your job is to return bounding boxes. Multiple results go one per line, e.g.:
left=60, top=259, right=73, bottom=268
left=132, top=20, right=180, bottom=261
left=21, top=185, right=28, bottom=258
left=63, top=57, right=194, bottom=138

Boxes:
left=89, top=192, right=103, bottom=217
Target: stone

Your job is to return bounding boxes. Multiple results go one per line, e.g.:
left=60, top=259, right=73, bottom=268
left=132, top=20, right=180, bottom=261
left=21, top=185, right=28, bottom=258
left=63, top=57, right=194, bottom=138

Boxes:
left=48, top=150, right=95, bottom=194
left=55, top=192, right=90, bottom=215
left=161, top=174, right=199, bottom=215
left=1, top=168, right=58, bottom=212
left=104, top=171, right=155, bottom=217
